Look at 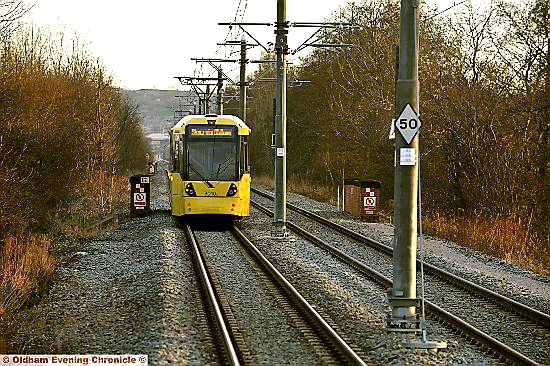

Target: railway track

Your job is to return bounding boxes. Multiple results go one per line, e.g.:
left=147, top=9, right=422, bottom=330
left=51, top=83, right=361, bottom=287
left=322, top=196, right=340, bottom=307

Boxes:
left=183, top=220, right=367, bottom=365
left=183, top=222, right=245, bottom=365
left=250, top=187, right=549, bottom=365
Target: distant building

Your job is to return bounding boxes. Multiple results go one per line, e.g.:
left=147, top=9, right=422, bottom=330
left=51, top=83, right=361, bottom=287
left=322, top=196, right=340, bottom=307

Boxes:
left=147, top=132, right=170, bottom=146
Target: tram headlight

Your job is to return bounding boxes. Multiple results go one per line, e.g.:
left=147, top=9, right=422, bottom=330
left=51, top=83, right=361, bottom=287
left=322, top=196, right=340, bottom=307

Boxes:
left=226, top=183, right=238, bottom=197
left=185, top=182, right=197, bottom=196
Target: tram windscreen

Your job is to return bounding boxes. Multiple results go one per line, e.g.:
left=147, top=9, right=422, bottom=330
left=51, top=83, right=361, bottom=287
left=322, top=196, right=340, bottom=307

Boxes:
left=186, top=125, right=238, bottom=181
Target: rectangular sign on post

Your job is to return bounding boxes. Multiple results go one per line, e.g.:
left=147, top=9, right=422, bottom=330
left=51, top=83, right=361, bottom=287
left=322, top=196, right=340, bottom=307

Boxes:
left=363, top=195, right=376, bottom=214
left=360, top=182, right=381, bottom=222
left=133, top=193, right=147, bottom=208
left=400, top=148, right=416, bottom=166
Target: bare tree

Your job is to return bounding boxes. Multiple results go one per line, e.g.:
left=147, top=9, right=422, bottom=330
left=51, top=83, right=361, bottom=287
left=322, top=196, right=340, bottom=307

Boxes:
left=0, top=0, right=33, bottom=42
left=490, top=0, right=550, bottom=237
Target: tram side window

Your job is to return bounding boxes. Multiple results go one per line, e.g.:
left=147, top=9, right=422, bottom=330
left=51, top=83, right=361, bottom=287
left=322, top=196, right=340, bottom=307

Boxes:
left=240, top=137, right=249, bottom=174
left=172, top=138, right=179, bottom=172
left=179, top=138, right=186, bottom=177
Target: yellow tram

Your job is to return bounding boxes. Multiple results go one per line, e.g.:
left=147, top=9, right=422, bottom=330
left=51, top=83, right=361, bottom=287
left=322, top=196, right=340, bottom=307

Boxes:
left=167, top=114, right=251, bottom=218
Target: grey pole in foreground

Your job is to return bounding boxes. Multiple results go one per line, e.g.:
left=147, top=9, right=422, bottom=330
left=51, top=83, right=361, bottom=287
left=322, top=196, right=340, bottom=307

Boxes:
left=389, top=0, right=420, bottom=328
left=273, top=0, right=288, bottom=235
left=239, top=35, right=247, bottom=123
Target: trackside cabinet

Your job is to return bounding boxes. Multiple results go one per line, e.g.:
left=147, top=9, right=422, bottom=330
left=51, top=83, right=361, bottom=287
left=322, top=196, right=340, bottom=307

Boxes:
left=344, top=179, right=361, bottom=216
left=130, top=175, right=151, bottom=216
left=344, top=179, right=381, bottom=222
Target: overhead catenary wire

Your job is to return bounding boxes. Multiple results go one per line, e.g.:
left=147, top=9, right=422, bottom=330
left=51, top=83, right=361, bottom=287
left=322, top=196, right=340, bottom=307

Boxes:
left=424, top=1, right=467, bottom=21
left=191, top=0, right=353, bottom=104
left=224, top=0, right=249, bottom=54
left=195, top=0, right=249, bottom=80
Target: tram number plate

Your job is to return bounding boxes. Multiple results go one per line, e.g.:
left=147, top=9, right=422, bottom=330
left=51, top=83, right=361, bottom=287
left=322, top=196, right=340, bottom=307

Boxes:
left=205, top=192, right=217, bottom=197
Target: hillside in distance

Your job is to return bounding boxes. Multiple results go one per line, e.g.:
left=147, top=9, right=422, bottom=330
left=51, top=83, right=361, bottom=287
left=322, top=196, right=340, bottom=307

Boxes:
left=122, top=89, right=195, bottom=133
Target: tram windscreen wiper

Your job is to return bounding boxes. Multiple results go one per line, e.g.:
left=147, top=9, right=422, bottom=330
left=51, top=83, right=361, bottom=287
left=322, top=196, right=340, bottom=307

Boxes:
left=188, top=163, right=214, bottom=188
left=216, top=156, right=232, bottom=180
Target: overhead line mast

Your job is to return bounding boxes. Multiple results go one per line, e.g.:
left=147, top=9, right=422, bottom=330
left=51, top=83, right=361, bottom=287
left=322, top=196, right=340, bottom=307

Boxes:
left=174, top=77, right=224, bottom=114
left=190, top=58, right=239, bottom=116
left=391, top=0, right=422, bottom=332
left=273, top=0, right=288, bottom=236
left=239, top=36, right=248, bottom=122
left=219, top=2, right=354, bottom=237
left=194, top=36, right=259, bottom=122
left=388, top=0, right=446, bottom=350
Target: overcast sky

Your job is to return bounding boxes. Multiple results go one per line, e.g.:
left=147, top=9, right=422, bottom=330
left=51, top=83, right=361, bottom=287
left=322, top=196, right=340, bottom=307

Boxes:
left=26, top=1, right=472, bottom=90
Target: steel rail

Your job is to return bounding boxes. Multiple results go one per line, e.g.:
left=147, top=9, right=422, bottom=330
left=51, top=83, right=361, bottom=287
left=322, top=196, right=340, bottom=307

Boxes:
left=249, top=199, right=541, bottom=366
left=85, top=214, right=117, bottom=231
left=251, top=187, right=550, bottom=328
left=231, top=225, right=367, bottom=366
left=183, top=223, right=241, bottom=366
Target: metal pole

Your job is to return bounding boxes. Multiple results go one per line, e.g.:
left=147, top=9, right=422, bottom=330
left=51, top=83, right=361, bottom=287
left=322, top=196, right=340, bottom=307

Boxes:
left=217, top=67, right=224, bottom=115
left=205, top=85, right=211, bottom=114
left=389, top=0, right=420, bottom=328
left=273, top=0, right=288, bottom=235
left=239, top=35, right=248, bottom=122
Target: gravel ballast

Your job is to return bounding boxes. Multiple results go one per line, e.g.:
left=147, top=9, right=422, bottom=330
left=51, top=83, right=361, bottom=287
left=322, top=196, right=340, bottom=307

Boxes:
left=278, top=189, right=550, bottom=316
left=196, top=229, right=325, bottom=365
left=1, top=177, right=548, bottom=365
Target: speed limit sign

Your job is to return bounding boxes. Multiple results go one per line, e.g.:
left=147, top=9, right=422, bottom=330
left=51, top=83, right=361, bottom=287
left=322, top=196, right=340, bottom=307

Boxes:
left=395, top=103, right=422, bottom=144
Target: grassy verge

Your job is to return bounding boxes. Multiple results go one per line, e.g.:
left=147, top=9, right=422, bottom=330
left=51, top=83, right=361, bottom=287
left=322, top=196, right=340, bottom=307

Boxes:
left=0, top=175, right=131, bottom=320
left=0, top=233, right=56, bottom=318
left=253, top=175, right=338, bottom=205
left=254, top=175, right=549, bottom=276
left=423, top=214, right=550, bottom=276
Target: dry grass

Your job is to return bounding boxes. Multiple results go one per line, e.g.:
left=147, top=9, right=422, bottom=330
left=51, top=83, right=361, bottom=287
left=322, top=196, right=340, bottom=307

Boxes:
left=253, top=175, right=337, bottom=205
left=423, top=214, right=550, bottom=276
left=0, top=232, right=56, bottom=317
left=57, top=175, right=130, bottom=235
left=252, top=175, right=274, bottom=190
left=0, top=175, right=133, bottom=320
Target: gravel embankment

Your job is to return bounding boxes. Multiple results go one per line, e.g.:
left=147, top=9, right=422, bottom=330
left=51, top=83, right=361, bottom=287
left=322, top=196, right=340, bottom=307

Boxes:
left=250, top=190, right=550, bottom=364
left=239, top=206, right=498, bottom=365
left=277, top=189, right=550, bottom=316
left=2, top=176, right=548, bottom=365
left=2, top=173, right=217, bottom=365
